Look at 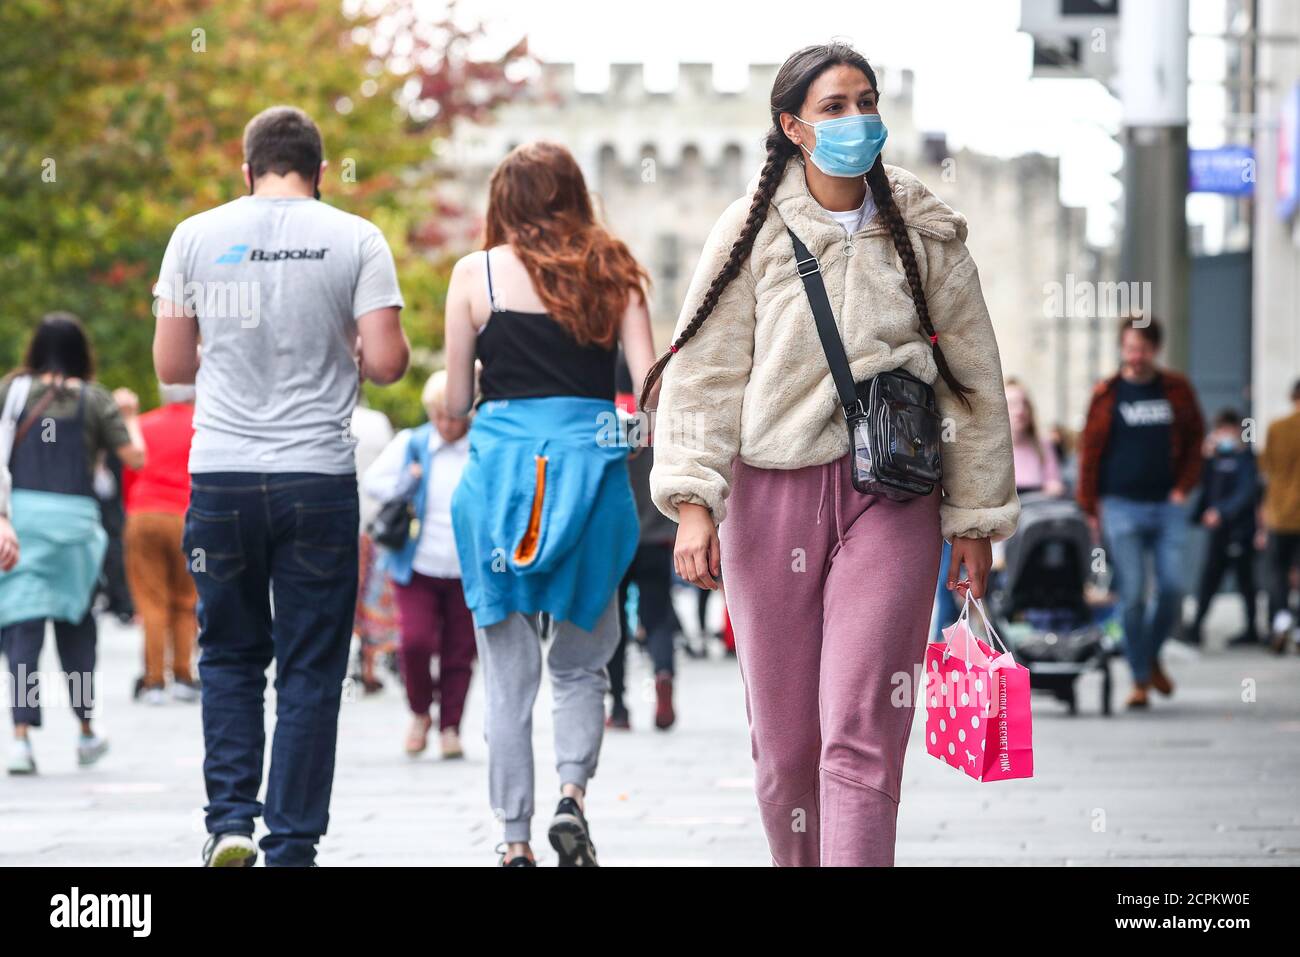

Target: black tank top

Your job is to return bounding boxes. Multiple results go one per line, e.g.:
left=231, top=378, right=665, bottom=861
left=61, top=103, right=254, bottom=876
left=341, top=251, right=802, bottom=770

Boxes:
left=476, top=250, right=617, bottom=403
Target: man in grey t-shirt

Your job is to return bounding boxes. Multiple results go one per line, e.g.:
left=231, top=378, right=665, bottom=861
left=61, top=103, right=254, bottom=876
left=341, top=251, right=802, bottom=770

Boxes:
left=156, top=194, right=404, bottom=473
left=153, top=105, right=409, bottom=868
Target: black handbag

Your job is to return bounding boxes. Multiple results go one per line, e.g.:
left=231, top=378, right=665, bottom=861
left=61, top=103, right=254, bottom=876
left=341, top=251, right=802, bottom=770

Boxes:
left=367, top=494, right=417, bottom=550
left=788, top=227, right=943, bottom=501
left=367, top=435, right=421, bottom=550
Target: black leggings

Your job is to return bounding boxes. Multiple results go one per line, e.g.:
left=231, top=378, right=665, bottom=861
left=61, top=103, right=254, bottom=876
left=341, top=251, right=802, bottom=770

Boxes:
left=1, top=612, right=97, bottom=727
left=1193, top=526, right=1258, bottom=633
left=609, top=544, right=676, bottom=708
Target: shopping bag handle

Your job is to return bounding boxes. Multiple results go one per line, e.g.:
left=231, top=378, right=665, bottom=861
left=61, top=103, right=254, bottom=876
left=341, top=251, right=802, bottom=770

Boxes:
left=953, top=593, right=1014, bottom=661
left=941, top=592, right=982, bottom=667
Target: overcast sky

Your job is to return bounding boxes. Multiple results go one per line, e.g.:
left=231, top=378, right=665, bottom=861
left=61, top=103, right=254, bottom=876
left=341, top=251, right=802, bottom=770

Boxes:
left=406, top=0, right=1232, bottom=247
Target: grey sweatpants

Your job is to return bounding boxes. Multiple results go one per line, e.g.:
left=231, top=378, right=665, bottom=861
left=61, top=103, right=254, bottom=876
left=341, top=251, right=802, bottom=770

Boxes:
left=475, top=598, right=621, bottom=843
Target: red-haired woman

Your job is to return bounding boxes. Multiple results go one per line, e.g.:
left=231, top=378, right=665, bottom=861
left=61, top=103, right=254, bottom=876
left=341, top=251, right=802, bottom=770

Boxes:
left=444, top=142, right=656, bottom=866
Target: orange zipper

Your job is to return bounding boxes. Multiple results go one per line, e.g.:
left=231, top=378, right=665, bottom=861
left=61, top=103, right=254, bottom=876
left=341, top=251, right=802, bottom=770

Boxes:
left=513, top=454, right=548, bottom=566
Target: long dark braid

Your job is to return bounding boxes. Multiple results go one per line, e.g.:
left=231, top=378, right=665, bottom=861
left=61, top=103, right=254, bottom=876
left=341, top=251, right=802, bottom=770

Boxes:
left=639, top=40, right=972, bottom=411
left=866, top=159, right=973, bottom=407
left=637, top=128, right=791, bottom=411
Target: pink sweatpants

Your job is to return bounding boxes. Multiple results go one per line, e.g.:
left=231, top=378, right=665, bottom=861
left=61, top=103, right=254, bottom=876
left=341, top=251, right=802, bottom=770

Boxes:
left=719, top=452, right=942, bottom=867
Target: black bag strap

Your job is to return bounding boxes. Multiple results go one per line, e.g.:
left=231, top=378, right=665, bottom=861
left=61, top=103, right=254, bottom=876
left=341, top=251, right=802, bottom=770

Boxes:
left=787, top=228, right=861, bottom=417
left=14, top=385, right=60, bottom=450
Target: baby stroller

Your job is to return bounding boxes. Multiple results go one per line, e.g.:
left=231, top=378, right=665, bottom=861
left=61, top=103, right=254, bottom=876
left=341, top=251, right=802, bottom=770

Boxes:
left=989, top=492, right=1120, bottom=716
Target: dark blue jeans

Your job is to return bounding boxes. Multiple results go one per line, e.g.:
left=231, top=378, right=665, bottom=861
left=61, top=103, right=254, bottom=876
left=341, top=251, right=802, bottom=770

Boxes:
left=185, top=472, right=359, bottom=866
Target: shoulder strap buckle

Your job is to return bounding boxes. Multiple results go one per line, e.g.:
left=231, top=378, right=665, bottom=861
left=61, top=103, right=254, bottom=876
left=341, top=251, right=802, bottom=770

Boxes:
left=796, top=254, right=820, bottom=278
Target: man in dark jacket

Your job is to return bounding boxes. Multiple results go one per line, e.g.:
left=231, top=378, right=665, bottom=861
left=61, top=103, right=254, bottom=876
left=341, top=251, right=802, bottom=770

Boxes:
left=1077, top=316, right=1205, bottom=709
left=1187, top=409, right=1260, bottom=647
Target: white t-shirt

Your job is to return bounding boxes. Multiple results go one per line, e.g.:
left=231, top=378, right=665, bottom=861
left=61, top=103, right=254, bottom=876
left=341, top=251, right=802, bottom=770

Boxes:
left=823, top=194, right=877, bottom=236
left=411, top=433, right=469, bottom=579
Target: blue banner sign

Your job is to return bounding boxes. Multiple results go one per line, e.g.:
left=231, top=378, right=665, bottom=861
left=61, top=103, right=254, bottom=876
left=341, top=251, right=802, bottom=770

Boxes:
left=1188, top=146, right=1254, bottom=196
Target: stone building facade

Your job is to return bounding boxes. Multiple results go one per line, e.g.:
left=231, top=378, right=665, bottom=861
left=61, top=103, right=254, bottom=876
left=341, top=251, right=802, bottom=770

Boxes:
left=440, top=61, right=1100, bottom=430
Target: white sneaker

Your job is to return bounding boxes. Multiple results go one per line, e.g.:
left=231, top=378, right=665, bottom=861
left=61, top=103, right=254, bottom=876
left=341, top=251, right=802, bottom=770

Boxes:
left=7, top=739, right=36, bottom=776
left=203, top=832, right=257, bottom=867
left=440, top=727, right=464, bottom=759
left=171, top=680, right=201, bottom=704
left=142, top=687, right=167, bottom=706
left=77, top=733, right=109, bottom=767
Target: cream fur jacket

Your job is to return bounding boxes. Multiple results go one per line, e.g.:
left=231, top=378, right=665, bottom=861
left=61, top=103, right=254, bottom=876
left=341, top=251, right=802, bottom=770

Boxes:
left=649, top=156, right=1020, bottom=543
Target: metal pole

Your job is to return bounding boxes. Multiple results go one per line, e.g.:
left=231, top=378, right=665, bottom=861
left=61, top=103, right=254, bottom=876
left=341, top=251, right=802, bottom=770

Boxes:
left=1118, top=0, right=1192, bottom=371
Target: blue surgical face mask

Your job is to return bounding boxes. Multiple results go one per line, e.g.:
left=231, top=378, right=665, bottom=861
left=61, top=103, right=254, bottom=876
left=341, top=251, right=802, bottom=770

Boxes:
left=795, top=113, right=888, bottom=178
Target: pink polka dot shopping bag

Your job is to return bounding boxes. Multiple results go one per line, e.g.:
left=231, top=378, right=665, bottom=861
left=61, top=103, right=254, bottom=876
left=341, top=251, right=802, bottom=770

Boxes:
left=924, top=594, right=1034, bottom=782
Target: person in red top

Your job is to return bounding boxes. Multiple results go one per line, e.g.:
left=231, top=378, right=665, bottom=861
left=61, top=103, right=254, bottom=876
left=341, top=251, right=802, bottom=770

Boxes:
left=123, top=383, right=198, bottom=704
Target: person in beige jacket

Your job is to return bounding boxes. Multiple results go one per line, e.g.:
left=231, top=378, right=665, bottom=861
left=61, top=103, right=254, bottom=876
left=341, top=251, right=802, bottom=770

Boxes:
left=642, top=42, right=1019, bottom=867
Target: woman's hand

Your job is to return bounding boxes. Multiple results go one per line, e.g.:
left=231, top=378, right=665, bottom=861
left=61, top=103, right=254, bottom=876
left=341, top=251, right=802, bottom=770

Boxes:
left=0, top=515, right=18, bottom=573
left=674, top=502, right=721, bottom=590
left=948, top=535, right=992, bottom=601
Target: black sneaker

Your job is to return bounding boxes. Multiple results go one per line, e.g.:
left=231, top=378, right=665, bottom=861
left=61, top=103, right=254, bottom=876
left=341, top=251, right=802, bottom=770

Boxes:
left=496, top=844, right=536, bottom=867
left=606, top=703, right=630, bottom=730
left=548, top=797, right=599, bottom=867
left=203, top=832, right=257, bottom=867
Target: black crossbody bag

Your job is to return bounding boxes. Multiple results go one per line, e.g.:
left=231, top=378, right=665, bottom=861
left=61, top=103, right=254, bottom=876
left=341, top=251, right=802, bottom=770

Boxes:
left=368, top=493, right=417, bottom=551
left=367, top=434, right=420, bottom=550
left=787, top=227, right=943, bottom=501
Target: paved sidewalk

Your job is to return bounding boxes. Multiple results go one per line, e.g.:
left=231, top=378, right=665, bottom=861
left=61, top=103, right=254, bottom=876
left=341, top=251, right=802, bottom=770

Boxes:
left=1, top=605, right=1297, bottom=866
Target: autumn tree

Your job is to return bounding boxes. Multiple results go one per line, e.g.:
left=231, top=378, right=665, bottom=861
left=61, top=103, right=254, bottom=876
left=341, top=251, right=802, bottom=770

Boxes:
left=0, top=0, right=530, bottom=424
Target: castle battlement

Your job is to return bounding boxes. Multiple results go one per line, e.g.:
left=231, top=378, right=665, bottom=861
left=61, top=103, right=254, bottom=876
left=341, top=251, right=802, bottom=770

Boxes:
left=446, top=59, right=918, bottom=173
left=530, top=61, right=913, bottom=105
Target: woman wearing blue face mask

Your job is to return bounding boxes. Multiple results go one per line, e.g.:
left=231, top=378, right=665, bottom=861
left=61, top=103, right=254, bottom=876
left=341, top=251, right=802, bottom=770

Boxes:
left=642, top=43, right=1019, bottom=865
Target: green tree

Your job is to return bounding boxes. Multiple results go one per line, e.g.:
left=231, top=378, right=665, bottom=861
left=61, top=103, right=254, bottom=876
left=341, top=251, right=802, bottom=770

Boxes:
left=0, top=0, right=529, bottom=426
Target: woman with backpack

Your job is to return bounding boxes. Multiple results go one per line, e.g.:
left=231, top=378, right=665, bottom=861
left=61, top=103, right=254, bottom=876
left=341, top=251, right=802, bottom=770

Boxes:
left=645, top=43, right=1019, bottom=866
left=1, top=312, right=147, bottom=775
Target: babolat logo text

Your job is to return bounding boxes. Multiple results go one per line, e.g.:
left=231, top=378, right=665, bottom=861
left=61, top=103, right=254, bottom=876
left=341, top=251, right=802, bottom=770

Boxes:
left=49, top=886, right=151, bottom=937
left=248, top=247, right=329, bottom=261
